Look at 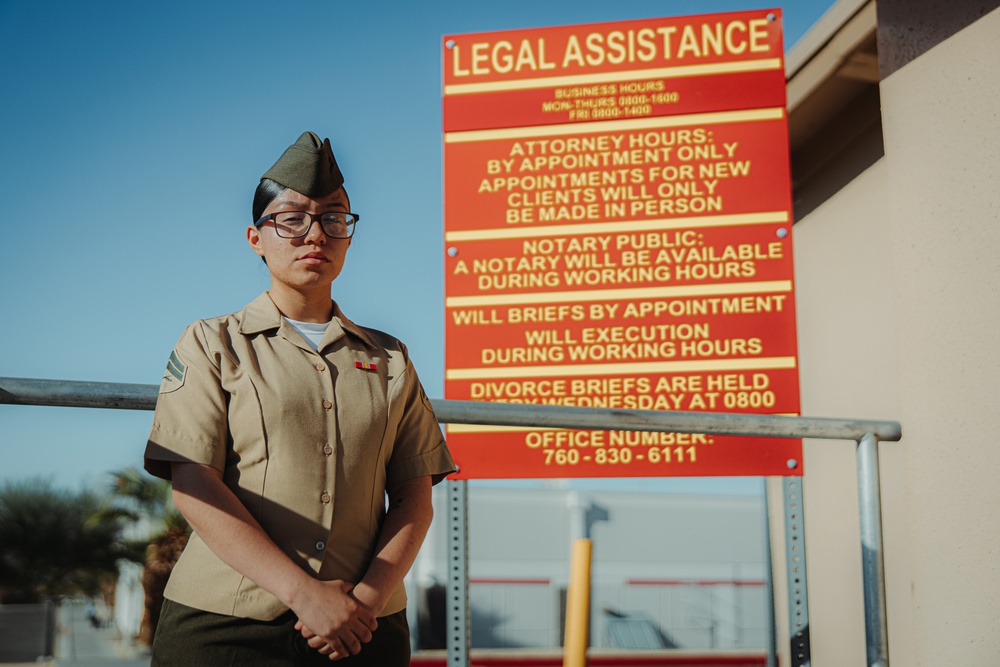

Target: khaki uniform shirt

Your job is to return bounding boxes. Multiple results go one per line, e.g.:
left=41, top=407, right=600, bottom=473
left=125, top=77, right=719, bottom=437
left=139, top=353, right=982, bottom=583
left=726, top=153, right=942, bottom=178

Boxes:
left=144, top=292, right=455, bottom=620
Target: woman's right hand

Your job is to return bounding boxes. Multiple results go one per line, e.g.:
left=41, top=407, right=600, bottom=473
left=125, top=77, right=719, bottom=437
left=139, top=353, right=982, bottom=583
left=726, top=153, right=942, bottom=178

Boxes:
left=292, top=579, right=378, bottom=660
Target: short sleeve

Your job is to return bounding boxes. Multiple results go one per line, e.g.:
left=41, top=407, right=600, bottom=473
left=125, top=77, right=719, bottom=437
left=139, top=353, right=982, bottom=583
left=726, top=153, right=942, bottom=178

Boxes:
left=385, top=355, right=456, bottom=489
left=144, top=322, right=229, bottom=480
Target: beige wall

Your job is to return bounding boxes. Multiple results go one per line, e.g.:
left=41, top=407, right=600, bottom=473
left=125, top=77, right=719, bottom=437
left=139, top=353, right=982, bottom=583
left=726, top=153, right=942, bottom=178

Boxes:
left=879, top=6, right=1000, bottom=664
left=791, top=6, right=1000, bottom=665
left=793, top=156, right=902, bottom=666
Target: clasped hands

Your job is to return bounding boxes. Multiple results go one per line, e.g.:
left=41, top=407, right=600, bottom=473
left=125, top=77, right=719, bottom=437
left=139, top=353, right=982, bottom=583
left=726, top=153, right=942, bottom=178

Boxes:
left=293, top=579, right=379, bottom=661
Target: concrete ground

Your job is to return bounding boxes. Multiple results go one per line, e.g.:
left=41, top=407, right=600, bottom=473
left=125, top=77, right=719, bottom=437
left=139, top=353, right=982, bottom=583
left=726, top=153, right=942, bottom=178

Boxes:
left=54, top=599, right=150, bottom=667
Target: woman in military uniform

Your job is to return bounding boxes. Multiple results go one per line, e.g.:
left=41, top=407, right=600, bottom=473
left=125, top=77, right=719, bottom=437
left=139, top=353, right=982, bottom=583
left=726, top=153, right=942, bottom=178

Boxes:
left=144, top=132, right=455, bottom=665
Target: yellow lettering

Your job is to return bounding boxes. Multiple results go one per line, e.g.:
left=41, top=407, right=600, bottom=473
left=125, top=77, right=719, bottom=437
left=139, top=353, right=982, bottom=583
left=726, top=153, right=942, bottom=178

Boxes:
left=451, top=45, right=470, bottom=77
left=562, top=35, right=585, bottom=67
left=492, top=40, right=513, bottom=73
left=471, top=42, right=489, bottom=75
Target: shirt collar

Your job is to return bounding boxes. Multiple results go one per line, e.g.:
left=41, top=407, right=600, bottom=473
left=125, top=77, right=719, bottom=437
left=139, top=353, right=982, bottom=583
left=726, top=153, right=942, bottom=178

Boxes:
left=238, top=292, right=376, bottom=349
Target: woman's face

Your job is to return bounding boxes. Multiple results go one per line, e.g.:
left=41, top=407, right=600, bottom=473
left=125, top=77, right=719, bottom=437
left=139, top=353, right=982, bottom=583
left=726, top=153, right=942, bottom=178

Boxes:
left=246, top=187, right=352, bottom=295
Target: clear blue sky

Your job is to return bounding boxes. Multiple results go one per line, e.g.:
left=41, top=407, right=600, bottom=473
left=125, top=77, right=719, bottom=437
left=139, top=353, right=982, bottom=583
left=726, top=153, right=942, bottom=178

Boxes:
left=0, top=0, right=834, bottom=493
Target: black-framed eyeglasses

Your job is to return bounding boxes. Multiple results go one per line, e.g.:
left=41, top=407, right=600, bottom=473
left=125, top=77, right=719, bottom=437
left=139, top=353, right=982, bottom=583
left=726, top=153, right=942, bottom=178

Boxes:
left=254, top=210, right=360, bottom=239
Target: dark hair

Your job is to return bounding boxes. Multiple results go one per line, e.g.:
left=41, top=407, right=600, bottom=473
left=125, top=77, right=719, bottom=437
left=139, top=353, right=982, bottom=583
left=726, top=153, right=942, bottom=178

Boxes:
left=252, top=178, right=288, bottom=223
left=252, top=178, right=352, bottom=223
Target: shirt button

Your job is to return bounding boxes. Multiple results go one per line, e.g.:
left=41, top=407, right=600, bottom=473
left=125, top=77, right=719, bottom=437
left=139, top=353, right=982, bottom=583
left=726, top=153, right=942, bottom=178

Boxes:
left=323, top=445, right=333, bottom=456
left=315, top=364, right=326, bottom=372
left=316, top=541, right=325, bottom=552
left=321, top=492, right=331, bottom=504
left=322, top=399, right=333, bottom=410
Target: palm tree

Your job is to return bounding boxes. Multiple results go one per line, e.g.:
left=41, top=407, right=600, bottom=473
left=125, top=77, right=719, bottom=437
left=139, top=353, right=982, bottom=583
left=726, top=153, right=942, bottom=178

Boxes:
left=108, top=467, right=190, bottom=646
left=0, top=478, right=141, bottom=603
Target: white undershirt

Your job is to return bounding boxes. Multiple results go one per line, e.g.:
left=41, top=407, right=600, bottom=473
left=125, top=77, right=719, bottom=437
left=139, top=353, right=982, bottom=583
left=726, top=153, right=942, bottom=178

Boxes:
left=284, top=317, right=329, bottom=351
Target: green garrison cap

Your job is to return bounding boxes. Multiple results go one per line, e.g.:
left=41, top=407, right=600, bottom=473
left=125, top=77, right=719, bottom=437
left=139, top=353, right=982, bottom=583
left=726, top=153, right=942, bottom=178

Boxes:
left=261, top=131, right=344, bottom=197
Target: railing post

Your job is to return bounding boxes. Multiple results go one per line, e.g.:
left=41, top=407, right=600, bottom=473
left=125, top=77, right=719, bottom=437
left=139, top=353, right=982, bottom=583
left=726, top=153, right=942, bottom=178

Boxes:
left=857, top=432, right=889, bottom=667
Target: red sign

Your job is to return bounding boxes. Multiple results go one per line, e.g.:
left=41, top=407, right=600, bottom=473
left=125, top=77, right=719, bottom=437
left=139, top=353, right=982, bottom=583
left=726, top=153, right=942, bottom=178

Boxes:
left=443, top=9, right=801, bottom=479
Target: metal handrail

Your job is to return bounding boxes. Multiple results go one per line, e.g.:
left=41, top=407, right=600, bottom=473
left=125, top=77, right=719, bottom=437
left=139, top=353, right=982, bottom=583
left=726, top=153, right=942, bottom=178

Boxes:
left=0, top=375, right=901, bottom=667
left=0, top=376, right=901, bottom=441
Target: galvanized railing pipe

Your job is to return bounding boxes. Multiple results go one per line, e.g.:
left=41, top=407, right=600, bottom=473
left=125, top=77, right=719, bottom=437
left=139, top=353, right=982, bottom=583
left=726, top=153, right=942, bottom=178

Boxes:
left=0, top=377, right=158, bottom=411
left=0, top=376, right=901, bottom=667
left=0, top=377, right=902, bottom=442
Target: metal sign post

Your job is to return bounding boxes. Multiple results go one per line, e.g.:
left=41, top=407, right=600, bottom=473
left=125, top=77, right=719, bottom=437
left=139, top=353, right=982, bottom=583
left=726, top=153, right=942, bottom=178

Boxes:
left=446, top=480, right=471, bottom=667
left=784, top=477, right=811, bottom=667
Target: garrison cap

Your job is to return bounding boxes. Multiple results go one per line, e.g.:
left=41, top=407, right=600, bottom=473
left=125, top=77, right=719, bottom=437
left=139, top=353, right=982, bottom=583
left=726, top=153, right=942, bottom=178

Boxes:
left=261, top=131, right=344, bottom=197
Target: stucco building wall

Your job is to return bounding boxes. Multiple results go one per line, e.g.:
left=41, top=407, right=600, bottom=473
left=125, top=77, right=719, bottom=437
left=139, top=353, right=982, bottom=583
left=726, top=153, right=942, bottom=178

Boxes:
left=788, top=3, right=1000, bottom=664
left=878, top=5, right=1000, bottom=663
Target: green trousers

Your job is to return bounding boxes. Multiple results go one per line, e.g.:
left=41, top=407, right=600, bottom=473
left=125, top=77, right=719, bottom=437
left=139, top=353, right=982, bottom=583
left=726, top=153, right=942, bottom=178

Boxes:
left=151, top=599, right=410, bottom=667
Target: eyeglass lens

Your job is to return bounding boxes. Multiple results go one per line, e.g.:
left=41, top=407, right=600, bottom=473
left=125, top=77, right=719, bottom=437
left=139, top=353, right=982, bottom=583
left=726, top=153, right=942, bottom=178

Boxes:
left=273, top=212, right=355, bottom=238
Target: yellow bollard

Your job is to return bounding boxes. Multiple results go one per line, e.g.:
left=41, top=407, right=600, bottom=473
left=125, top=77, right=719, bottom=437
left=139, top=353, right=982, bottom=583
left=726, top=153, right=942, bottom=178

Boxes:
left=563, top=538, right=592, bottom=667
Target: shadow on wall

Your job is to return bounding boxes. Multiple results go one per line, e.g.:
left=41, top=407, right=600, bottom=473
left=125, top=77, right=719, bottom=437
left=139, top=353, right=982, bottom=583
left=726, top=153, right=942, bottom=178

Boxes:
left=418, top=584, right=533, bottom=650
